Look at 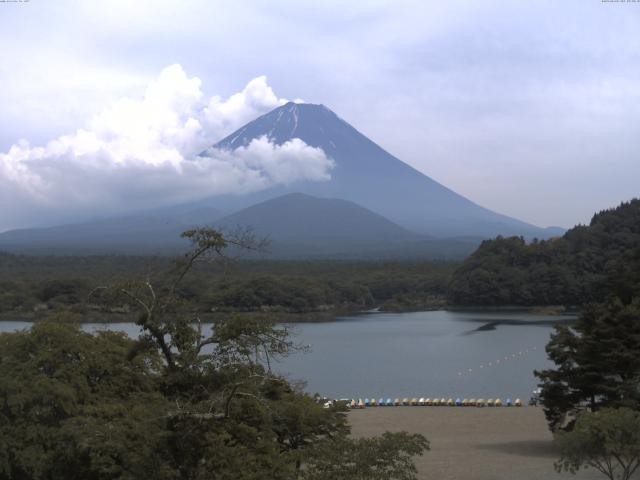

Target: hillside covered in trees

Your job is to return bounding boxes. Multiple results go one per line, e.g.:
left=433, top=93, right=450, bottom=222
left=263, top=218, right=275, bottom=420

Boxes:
left=0, top=255, right=454, bottom=321
left=448, top=199, right=640, bottom=307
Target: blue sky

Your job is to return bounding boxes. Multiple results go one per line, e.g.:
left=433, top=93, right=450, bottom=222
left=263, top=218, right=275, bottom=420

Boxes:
left=1, top=0, right=639, bottom=230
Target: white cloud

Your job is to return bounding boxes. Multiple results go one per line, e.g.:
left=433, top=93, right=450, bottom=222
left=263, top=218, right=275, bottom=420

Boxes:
left=0, top=65, right=333, bottom=232
left=204, top=75, right=289, bottom=139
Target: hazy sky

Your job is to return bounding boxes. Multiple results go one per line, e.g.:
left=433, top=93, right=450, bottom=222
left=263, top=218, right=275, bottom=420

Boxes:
left=1, top=0, right=639, bottom=230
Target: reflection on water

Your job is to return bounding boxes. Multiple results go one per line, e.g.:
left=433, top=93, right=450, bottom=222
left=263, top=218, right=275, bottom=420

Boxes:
left=0, top=310, right=575, bottom=401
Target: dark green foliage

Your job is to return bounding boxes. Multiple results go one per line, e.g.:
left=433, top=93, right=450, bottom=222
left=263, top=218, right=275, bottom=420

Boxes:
left=302, top=432, right=429, bottom=480
left=0, top=229, right=429, bottom=479
left=0, top=254, right=455, bottom=319
left=535, top=298, right=640, bottom=431
left=204, top=276, right=374, bottom=312
left=449, top=199, right=640, bottom=306
left=0, top=317, right=170, bottom=480
left=36, top=279, right=88, bottom=303
left=555, top=408, right=640, bottom=480
left=0, top=253, right=159, bottom=317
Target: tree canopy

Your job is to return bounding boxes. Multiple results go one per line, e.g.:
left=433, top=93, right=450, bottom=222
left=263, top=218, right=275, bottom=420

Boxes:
left=535, top=298, right=640, bottom=431
left=0, top=252, right=454, bottom=321
left=555, top=408, right=640, bottom=480
left=448, top=199, right=640, bottom=307
left=0, top=228, right=429, bottom=480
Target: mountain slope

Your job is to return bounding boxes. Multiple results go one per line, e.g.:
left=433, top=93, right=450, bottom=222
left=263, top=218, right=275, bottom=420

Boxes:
left=0, top=206, right=221, bottom=254
left=0, top=102, right=559, bottom=257
left=217, top=192, right=416, bottom=249
left=215, top=193, right=477, bottom=259
left=0, top=192, right=480, bottom=258
left=211, top=102, right=557, bottom=238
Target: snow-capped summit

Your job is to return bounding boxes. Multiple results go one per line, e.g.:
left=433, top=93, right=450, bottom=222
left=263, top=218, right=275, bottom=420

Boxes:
left=213, top=102, right=556, bottom=239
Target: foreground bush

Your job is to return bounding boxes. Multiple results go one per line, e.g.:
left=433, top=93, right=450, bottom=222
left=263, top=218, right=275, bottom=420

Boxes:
left=555, top=408, right=640, bottom=480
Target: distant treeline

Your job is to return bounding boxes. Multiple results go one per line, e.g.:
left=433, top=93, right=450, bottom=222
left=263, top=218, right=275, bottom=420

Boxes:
left=448, top=199, right=640, bottom=306
left=0, top=255, right=455, bottom=320
left=5, top=199, right=638, bottom=318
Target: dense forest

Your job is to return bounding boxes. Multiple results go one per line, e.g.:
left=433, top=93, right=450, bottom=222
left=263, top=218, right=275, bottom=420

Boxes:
left=448, top=199, right=640, bottom=306
left=0, top=254, right=455, bottom=321
left=3, top=199, right=639, bottom=319
left=0, top=229, right=429, bottom=479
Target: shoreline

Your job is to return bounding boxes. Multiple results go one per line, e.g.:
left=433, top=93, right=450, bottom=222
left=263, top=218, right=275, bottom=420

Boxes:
left=0, top=304, right=579, bottom=324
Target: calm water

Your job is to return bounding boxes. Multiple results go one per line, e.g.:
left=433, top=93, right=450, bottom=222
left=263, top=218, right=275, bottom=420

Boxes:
left=0, top=310, right=573, bottom=401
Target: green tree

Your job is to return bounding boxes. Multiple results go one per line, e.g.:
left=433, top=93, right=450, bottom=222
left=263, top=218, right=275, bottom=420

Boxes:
left=555, top=408, right=640, bottom=480
left=0, top=316, right=170, bottom=480
left=535, top=298, right=640, bottom=431
left=449, top=199, right=640, bottom=307
left=302, top=431, right=429, bottom=480
left=270, top=391, right=349, bottom=472
left=1, top=228, right=430, bottom=479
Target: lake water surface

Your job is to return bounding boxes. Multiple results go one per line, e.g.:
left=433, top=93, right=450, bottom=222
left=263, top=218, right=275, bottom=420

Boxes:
left=0, top=310, right=573, bottom=401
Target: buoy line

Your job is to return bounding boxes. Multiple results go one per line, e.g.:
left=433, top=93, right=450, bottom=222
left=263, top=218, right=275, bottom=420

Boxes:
left=456, top=346, right=539, bottom=377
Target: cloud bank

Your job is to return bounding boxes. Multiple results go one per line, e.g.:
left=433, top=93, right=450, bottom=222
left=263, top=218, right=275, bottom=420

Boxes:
left=0, top=65, right=333, bottom=231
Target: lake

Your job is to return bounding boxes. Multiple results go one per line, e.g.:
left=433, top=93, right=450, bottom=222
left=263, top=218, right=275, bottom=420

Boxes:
left=0, top=310, right=573, bottom=401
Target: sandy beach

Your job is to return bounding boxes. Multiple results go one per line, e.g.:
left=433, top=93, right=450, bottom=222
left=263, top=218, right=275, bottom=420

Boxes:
left=348, top=406, right=612, bottom=480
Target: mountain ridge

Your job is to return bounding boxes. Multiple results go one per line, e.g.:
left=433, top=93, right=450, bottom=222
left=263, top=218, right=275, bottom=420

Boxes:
left=0, top=206, right=221, bottom=255
left=0, top=192, right=480, bottom=258
left=213, top=192, right=479, bottom=259
left=0, top=101, right=564, bottom=257
left=210, top=102, right=558, bottom=239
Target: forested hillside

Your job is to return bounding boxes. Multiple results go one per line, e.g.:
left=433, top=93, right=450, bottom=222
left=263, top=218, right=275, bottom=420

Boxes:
left=0, top=255, right=454, bottom=320
left=448, top=199, right=640, bottom=306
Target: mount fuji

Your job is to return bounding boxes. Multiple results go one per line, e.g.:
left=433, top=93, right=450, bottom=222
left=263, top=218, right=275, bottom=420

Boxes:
left=0, top=102, right=562, bottom=257
left=209, top=102, right=560, bottom=239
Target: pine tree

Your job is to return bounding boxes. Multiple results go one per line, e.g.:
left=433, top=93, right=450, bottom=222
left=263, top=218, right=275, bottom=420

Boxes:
left=536, top=298, right=640, bottom=431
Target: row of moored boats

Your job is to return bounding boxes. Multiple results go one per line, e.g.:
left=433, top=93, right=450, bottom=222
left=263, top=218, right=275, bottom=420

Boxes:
left=346, top=397, right=523, bottom=408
